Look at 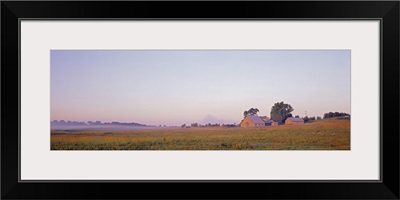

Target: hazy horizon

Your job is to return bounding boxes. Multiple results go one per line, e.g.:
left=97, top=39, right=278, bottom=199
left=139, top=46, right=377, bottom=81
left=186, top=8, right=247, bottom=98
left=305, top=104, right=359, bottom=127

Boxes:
left=51, top=50, right=351, bottom=126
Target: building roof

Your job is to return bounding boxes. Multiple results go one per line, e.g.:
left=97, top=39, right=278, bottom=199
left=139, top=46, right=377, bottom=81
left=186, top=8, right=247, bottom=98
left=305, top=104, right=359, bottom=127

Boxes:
left=247, top=115, right=265, bottom=124
left=259, top=116, right=269, bottom=121
left=286, top=117, right=304, bottom=122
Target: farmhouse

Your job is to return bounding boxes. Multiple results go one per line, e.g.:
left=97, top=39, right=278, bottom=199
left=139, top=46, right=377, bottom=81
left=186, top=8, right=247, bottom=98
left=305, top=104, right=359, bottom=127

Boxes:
left=285, top=117, right=304, bottom=125
left=240, top=115, right=265, bottom=127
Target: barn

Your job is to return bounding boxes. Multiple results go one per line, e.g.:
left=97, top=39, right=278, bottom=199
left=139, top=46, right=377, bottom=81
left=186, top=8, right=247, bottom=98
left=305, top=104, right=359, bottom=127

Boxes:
left=240, top=115, right=265, bottom=127
left=285, top=117, right=304, bottom=125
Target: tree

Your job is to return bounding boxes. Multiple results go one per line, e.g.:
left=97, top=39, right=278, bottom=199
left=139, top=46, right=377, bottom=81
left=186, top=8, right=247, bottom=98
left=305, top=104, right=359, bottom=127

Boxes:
left=181, top=124, right=186, bottom=128
left=270, top=102, right=294, bottom=123
left=191, top=123, right=198, bottom=127
left=243, top=108, right=259, bottom=117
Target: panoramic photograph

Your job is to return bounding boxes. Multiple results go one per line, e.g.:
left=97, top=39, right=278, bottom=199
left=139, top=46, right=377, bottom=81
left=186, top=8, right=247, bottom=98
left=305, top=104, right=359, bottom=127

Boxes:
left=51, top=50, right=350, bottom=150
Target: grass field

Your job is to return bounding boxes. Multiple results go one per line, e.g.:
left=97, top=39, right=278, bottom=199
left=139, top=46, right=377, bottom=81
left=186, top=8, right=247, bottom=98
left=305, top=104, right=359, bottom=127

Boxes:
left=51, top=119, right=350, bottom=150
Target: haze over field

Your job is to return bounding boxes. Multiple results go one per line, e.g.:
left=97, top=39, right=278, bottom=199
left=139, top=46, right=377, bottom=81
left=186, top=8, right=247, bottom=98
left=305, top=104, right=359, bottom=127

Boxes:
left=51, top=50, right=350, bottom=126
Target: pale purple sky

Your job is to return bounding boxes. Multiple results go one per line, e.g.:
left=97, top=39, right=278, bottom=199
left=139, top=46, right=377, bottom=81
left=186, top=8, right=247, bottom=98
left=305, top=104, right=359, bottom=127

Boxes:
left=51, top=50, right=350, bottom=126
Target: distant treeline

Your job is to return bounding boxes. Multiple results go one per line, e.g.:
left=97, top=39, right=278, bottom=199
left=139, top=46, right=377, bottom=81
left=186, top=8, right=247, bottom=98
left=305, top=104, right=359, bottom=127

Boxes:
left=51, top=120, right=147, bottom=127
left=323, top=112, right=350, bottom=119
left=182, top=123, right=237, bottom=128
left=301, top=116, right=318, bottom=122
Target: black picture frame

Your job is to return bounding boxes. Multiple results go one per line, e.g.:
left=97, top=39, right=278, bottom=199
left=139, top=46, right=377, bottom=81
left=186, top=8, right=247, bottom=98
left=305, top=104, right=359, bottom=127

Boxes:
left=2, top=1, right=399, bottom=199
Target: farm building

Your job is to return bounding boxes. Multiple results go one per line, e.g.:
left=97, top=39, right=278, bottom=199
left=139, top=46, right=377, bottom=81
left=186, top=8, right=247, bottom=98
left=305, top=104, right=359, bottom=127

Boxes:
left=240, top=115, right=265, bottom=127
left=264, top=119, right=278, bottom=126
left=285, top=117, right=304, bottom=125
left=264, top=119, right=273, bottom=126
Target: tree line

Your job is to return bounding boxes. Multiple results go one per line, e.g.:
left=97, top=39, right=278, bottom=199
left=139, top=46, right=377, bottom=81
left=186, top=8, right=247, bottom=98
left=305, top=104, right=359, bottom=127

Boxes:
left=51, top=120, right=147, bottom=127
left=181, top=123, right=237, bottom=128
left=323, top=112, right=350, bottom=119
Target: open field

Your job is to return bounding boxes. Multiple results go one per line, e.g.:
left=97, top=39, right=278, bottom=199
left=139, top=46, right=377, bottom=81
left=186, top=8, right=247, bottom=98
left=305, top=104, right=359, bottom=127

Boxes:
left=51, top=120, right=350, bottom=150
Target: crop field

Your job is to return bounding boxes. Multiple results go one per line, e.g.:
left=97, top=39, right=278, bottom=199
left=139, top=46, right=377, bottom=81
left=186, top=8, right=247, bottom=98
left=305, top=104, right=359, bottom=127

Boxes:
left=51, top=120, right=350, bottom=150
